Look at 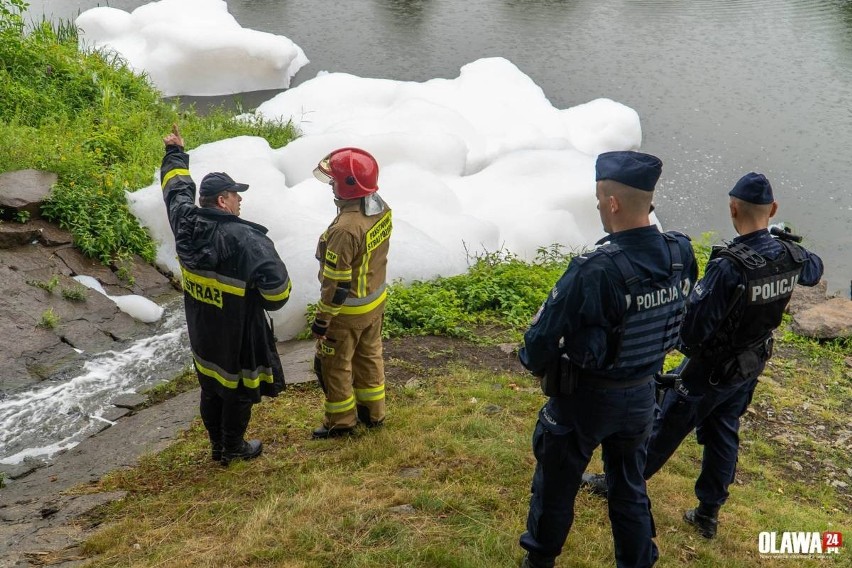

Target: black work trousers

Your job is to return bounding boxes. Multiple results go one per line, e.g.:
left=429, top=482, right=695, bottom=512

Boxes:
left=645, top=375, right=759, bottom=507
left=199, top=385, right=253, bottom=452
left=520, top=380, right=658, bottom=568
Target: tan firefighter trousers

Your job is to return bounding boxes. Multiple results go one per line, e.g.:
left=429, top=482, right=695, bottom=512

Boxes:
left=315, top=313, right=385, bottom=429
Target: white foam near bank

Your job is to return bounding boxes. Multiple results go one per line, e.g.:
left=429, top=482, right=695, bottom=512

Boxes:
left=73, top=275, right=164, bottom=323
left=74, top=0, right=308, bottom=96
left=127, top=57, right=649, bottom=339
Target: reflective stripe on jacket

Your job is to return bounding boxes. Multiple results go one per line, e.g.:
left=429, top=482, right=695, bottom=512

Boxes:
left=315, top=197, right=392, bottom=324
left=161, top=145, right=291, bottom=400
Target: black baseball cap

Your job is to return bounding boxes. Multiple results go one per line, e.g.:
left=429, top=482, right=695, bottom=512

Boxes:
left=199, top=172, right=249, bottom=197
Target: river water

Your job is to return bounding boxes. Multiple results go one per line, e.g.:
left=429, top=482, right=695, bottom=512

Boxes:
left=4, top=0, right=848, bottom=464
left=28, top=0, right=852, bottom=296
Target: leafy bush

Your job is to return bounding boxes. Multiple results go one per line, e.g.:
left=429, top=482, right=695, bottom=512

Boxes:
left=0, top=7, right=298, bottom=266
left=378, top=237, right=716, bottom=342
left=382, top=246, right=575, bottom=341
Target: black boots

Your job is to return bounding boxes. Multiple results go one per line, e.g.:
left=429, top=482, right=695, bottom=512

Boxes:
left=211, top=443, right=223, bottom=462
left=684, top=504, right=719, bottom=539
left=312, top=424, right=354, bottom=439
left=311, top=405, right=383, bottom=439
left=220, top=439, right=263, bottom=466
left=357, top=404, right=384, bottom=428
left=580, top=472, right=608, bottom=497
left=520, top=552, right=556, bottom=568
left=201, top=392, right=259, bottom=465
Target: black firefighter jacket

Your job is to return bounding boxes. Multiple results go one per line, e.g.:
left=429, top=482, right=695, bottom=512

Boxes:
left=161, top=145, right=292, bottom=401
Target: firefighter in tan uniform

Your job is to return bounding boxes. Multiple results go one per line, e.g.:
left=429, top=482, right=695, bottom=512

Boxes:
left=310, top=148, right=391, bottom=439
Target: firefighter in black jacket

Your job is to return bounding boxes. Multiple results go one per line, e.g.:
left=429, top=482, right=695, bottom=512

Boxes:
left=161, top=124, right=292, bottom=466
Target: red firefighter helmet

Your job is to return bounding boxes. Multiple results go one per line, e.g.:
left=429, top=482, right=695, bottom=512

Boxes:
left=313, top=147, right=379, bottom=200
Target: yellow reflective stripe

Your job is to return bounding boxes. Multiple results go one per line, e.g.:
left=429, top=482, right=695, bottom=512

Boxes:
left=355, top=385, right=385, bottom=402
left=194, top=357, right=273, bottom=390
left=161, top=168, right=191, bottom=189
left=260, top=280, right=292, bottom=302
left=325, top=396, right=356, bottom=414
left=242, top=372, right=274, bottom=389
left=358, top=250, right=370, bottom=297
left=339, top=288, right=387, bottom=315
left=181, top=267, right=246, bottom=297
left=322, top=266, right=352, bottom=281
left=317, top=300, right=342, bottom=316
left=195, top=357, right=238, bottom=389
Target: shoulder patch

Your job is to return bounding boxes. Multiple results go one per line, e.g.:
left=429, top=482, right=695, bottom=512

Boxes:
left=325, top=248, right=339, bottom=267
left=572, top=246, right=611, bottom=266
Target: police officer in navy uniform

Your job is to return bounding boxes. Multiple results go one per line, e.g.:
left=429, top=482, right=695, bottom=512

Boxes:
left=518, top=151, right=697, bottom=568
left=582, top=172, right=823, bottom=539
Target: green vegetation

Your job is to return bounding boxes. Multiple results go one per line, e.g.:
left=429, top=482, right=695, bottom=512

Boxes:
left=60, top=284, right=87, bottom=302
left=0, top=0, right=297, bottom=267
left=383, top=246, right=574, bottom=342
left=27, top=275, right=88, bottom=301
left=38, top=306, right=59, bottom=328
left=27, top=274, right=60, bottom=293
left=142, top=366, right=198, bottom=406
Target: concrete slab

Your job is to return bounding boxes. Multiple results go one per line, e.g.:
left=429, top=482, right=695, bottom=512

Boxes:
left=278, top=339, right=316, bottom=385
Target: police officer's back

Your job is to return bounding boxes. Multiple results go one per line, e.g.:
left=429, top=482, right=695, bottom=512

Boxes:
left=518, top=151, right=697, bottom=568
left=641, top=173, right=824, bottom=538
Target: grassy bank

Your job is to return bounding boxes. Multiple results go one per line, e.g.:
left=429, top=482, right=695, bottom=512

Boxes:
left=76, top=331, right=849, bottom=568
left=0, top=1, right=297, bottom=267
left=71, top=245, right=850, bottom=567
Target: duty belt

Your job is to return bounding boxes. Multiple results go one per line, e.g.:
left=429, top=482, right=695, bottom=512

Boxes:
left=579, top=373, right=654, bottom=390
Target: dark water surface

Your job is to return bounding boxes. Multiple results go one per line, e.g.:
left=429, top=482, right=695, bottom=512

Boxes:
left=29, top=0, right=852, bottom=295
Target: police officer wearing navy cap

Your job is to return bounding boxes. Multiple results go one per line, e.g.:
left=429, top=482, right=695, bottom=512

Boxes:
left=518, top=151, right=697, bottom=568
left=582, top=172, right=823, bottom=539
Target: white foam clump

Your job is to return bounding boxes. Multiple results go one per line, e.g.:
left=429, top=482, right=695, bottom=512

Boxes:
left=75, top=0, right=308, bottom=96
left=73, top=275, right=165, bottom=323
left=128, top=57, right=646, bottom=339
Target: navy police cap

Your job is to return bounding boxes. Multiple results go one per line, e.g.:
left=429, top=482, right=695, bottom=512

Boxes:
left=199, top=172, right=249, bottom=197
left=728, top=172, right=774, bottom=204
left=595, top=151, right=662, bottom=191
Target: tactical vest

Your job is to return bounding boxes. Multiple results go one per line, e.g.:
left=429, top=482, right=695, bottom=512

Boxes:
left=706, top=239, right=805, bottom=355
left=598, top=233, right=690, bottom=369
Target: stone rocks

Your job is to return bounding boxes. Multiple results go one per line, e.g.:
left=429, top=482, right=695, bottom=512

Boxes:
left=784, top=279, right=852, bottom=339
left=0, top=216, right=176, bottom=393
left=0, top=224, right=42, bottom=249
left=0, top=169, right=57, bottom=220
left=787, top=279, right=828, bottom=314
left=791, top=298, right=852, bottom=339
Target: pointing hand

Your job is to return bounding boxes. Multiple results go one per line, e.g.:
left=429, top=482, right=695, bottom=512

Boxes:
left=163, top=123, right=184, bottom=147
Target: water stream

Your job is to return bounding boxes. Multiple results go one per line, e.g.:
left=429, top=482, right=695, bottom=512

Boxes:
left=0, top=300, right=190, bottom=465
